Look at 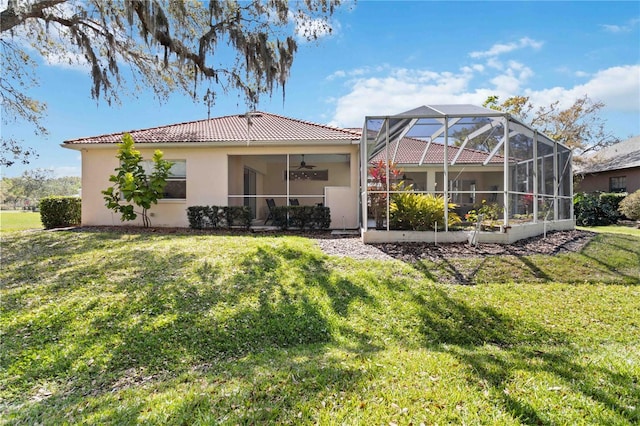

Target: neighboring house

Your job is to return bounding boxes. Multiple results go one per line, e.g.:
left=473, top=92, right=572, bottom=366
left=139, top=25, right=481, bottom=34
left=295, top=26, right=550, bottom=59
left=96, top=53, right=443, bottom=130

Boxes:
left=63, top=105, right=574, bottom=243
left=575, top=136, right=640, bottom=194
left=63, top=112, right=361, bottom=229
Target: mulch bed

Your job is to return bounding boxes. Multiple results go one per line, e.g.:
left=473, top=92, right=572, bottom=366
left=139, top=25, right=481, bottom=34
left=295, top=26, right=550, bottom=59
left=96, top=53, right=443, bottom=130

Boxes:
left=63, top=226, right=598, bottom=262
left=372, top=229, right=596, bottom=261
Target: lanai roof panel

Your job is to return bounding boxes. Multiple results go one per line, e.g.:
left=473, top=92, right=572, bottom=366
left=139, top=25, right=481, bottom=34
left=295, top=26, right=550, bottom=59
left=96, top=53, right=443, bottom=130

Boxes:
left=371, top=137, right=505, bottom=165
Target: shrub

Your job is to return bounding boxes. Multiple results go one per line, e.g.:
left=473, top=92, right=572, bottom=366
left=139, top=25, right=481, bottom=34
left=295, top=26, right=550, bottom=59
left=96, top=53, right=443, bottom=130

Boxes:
left=186, top=206, right=251, bottom=229
left=273, top=206, right=331, bottom=230
left=573, top=192, right=623, bottom=226
left=186, top=206, right=213, bottom=229
left=224, top=206, right=253, bottom=229
left=599, top=192, right=626, bottom=215
left=465, top=200, right=502, bottom=223
left=619, top=190, right=640, bottom=221
left=39, top=196, right=81, bottom=229
left=389, top=192, right=460, bottom=231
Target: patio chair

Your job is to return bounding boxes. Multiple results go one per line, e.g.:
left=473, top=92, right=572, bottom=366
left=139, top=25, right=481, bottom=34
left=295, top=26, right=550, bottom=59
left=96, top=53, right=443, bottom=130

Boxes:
left=289, top=198, right=299, bottom=205
left=264, top=198, right=276, bottom=225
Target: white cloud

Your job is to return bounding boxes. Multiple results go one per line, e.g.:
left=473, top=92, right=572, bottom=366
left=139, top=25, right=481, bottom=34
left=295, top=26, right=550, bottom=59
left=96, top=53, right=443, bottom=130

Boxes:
left=490, top=72, right=521, bottom=94
left=528, top=65, right=640, bottom=112
left=326, top=70, right=346, bottom=81
left=486, top=57, right=503, bottom=70
left=327, top=67, right=485, bottom=127
left=325, top=65, right=390, bottom=81
left=600, top=18, right=640, bottom=33
left=327, top=61, right=639, bottom=128
left=42, top=48, right=89, bottom=71
left=469, top=37, right=543, bottom=58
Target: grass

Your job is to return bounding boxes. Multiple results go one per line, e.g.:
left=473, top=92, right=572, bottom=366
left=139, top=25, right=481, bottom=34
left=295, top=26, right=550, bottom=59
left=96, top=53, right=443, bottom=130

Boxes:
left=578, top=224, right=640, bottom=237
left=1, top=228, right=639, bottom=425
left=0, top=211, right=42, bottom=233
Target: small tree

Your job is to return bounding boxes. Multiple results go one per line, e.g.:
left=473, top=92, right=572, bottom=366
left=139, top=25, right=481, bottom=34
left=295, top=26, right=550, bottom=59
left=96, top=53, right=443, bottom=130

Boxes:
left=102, top=134, right=173, bottom=227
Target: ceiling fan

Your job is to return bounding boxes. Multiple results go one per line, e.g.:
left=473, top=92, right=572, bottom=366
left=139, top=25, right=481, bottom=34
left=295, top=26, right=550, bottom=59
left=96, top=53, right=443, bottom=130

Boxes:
left=297, top=155, right=316, bottom=169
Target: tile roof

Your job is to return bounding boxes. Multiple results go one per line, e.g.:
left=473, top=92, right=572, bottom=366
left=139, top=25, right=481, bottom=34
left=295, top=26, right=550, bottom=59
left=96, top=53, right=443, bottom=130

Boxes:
left=64, top=111, right=362, bottom=145
left=371, top=137, right=505, bottom=165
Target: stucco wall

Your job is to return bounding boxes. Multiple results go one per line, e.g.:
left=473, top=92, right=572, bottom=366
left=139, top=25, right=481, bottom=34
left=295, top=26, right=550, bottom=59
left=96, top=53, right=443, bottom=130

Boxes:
left=78, top=144, right=359, bottom=229
left=362, top=219, right=575, bottom=244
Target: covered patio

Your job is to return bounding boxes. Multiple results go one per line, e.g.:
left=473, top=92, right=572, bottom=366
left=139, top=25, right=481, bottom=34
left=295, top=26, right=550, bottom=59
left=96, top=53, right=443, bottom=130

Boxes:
left=361, top=105, right=574, bottom=243
left=227, top=152, right=355, bottom=226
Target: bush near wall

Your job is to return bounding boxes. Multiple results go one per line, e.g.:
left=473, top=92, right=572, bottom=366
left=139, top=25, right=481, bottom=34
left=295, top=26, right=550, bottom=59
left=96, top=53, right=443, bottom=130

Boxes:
left=574, top=192, right=626, bottom=226
left=389, top=192, right=461, bottom=231
left=618, top=190, right=640, bottom=221
left=273, top=206, right=331, bottom=230
left=187, top=206, right=252, bottom=229
left=39, top=196, right=81, bottom=229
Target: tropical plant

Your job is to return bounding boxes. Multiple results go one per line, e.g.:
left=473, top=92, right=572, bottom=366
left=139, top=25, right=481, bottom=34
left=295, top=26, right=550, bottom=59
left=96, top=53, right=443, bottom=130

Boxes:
left=102, top=133, right=173, bottom=227
left=368, top=160, right=402, bottom=229
left=465, top=200, right=501, bottom=224
left=390, top=192, right=460, bottom=231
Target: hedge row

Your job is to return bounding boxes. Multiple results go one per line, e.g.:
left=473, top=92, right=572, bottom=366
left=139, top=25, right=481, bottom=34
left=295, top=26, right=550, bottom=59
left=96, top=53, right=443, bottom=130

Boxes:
left=271, top=205, right=331, bottom=230
left=573, top=192, right=626, bottom=226
left=186, top=206, right=252, bottom=229
left=39, top=196, right=81, bottom=229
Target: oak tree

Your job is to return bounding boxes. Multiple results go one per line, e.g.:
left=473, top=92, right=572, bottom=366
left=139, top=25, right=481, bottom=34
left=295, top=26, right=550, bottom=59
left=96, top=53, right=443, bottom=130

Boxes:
left=1, top=0, right=342, bottom=166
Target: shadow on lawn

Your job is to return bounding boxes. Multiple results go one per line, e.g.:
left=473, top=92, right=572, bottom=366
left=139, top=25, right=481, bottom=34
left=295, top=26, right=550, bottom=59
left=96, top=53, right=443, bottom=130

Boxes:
left=407, top=286, right=639, bottom=424
left=408, top=234, right=639, bottom=285
left=3, top=231, right=637, bottom=423
left=2, top=235, right=377, bottom=424
left=413, top=254, right=556, bottom=285
left=577, top=234, right=640, bottom=284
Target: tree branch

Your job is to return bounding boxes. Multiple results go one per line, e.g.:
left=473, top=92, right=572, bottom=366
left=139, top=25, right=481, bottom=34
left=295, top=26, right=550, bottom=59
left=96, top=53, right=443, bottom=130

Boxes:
left=0, top=0, right=68, bottom=33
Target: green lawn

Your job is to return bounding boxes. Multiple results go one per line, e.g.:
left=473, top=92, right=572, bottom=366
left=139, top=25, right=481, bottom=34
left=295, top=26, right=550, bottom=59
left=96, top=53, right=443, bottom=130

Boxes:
left=0, top=211, right=43, bottom=232
left=578, top=224, right=640, bottom=237
left=1, top=229, right=638, bottom=425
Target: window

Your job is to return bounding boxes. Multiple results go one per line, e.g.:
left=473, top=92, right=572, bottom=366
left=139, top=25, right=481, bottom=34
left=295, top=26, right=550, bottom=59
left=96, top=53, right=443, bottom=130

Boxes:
left=143, top=159, right=186, bottom=199
left=609, top=176, right=626, bottom=193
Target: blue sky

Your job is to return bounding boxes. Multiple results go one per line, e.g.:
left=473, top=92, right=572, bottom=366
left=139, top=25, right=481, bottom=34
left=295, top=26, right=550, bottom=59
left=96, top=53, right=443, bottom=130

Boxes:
left=3, top=0, right=639, bottom=178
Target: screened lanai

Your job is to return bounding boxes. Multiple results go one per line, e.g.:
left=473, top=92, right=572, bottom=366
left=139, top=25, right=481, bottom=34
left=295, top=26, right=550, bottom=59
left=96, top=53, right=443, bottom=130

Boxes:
left=361, top=105, right=574, bottom=243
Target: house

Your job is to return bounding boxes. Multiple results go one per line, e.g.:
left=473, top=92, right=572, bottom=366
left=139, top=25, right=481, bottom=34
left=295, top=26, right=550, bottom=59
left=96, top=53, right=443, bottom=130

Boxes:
left=63, top=105, right=574, bottom=243
left=63, top=112, right=361, bottom=229
left=575, top=136, right=640, bottom=194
